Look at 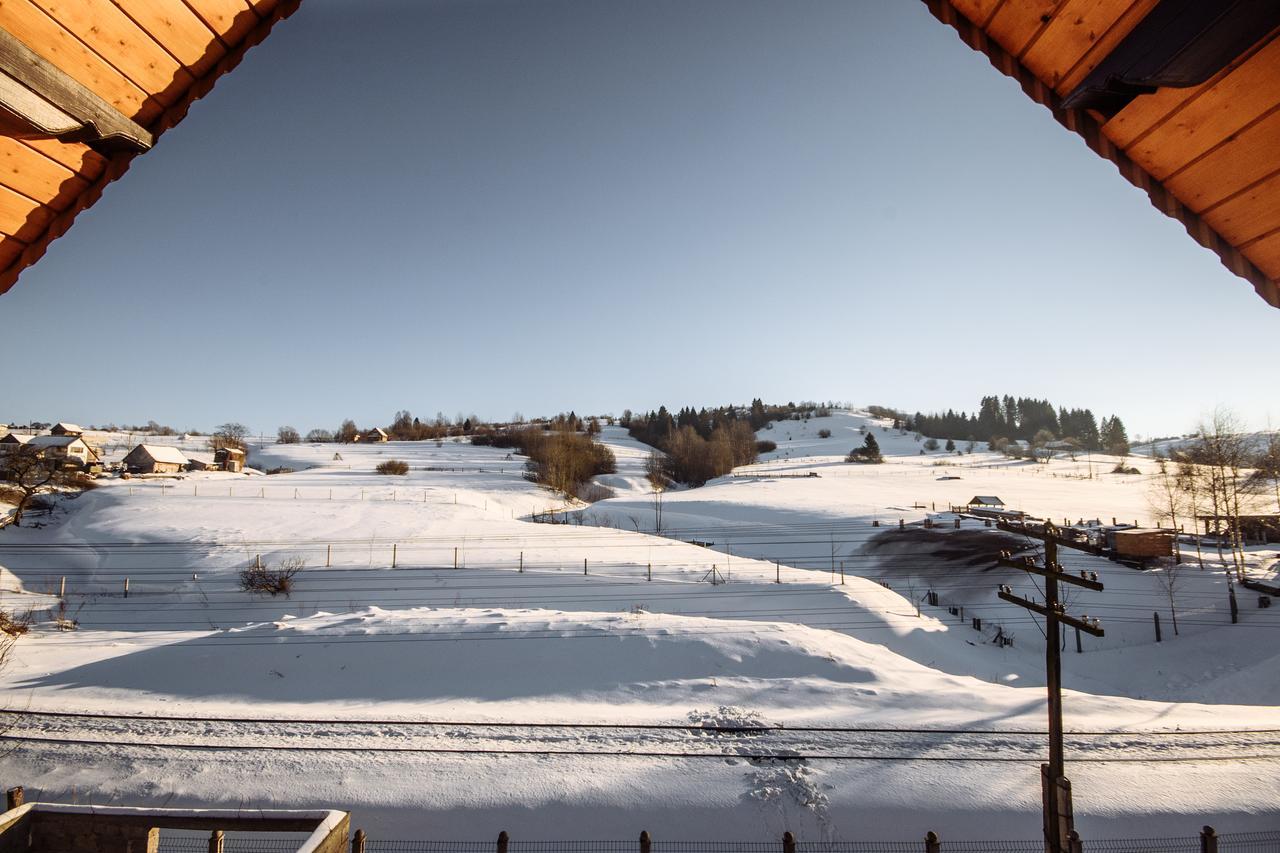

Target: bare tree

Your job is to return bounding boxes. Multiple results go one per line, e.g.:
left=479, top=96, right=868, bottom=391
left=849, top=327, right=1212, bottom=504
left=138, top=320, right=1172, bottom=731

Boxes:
left=211, top=422, right=250, bottom=452
left=645, top=451, right=669, bottom=534
left=3, top=446, right=60, bottom=528
left=276, top=425, right=300, bottom=444
left=1186, top=408, right=1256, bottom=578
left=1150, top=561, right=1185, bottom=636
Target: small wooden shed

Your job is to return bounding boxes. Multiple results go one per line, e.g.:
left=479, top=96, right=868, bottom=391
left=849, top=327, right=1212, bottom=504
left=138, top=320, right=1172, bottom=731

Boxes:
left=364, top=428, right=389, bottom=443
left=1109, top=528, right=1174, bottom=559
left=214, top=447, right=246, bottom=473
left=968, top=496, right=1005, bottom=508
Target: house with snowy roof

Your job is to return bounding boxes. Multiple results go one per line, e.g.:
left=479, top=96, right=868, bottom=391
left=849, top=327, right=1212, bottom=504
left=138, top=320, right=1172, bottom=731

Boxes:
left=25, top=435, right=100, bottom=470
left=123, top=444, right=189, bottom=475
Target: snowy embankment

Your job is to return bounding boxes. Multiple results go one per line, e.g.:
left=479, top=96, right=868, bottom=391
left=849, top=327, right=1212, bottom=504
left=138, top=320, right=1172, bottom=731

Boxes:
left=0, top=419, right=1277, bottom=840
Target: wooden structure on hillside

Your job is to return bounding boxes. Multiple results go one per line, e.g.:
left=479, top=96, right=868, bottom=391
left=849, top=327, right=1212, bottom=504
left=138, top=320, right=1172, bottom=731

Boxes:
left=49, top=422, right=82, bottom=436
left=0, top=0, right=301, bottom=295
left=215, top=446, right=246, bottom=472
left=923, top=0, right=1280, bottom=309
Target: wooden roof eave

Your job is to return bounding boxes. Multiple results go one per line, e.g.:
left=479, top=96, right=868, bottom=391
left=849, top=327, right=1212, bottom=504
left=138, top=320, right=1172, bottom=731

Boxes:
left=922, top=0, right=1280, bottom=310
left=0, top=0, right=304, bottom=297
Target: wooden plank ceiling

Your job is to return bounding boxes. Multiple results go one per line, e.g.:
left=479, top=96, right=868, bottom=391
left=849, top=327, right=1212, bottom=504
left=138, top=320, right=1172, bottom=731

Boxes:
left=926, top=0, right=1280, bottom=309
left=0, top=0, right=301, bottom=295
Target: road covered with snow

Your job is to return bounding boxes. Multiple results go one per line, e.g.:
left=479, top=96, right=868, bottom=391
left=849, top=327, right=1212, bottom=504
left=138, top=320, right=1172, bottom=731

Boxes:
left=0, top=411, right=1276, bottom=841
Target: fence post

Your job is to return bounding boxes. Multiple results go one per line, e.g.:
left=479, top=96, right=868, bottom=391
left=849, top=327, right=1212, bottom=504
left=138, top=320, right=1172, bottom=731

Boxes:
left=520, top=552, right=524, bottom=573
left=208, top=830, right=224, bottom=853
left=1154, top=611, right=1162, bottom=642
left=454, top=547, right=458, bottom=570
left=647, top=563, right=652, bottom=581
left=640, top=830, right=651, bottom=853
left=1200, top=826, right=1217, bottom=853
left=6, top=786, right=23, bottom=810
left=782, top=831, right=795, bottom=853
left=326, top=545, right=331, bottom=568
left=59, top=576, right=65, bottom=598
left=584, top=558, right=588, bottom=576
left=1229, top=582, right=1238, bottom=624
left=497, top=831, right=509, bottom=853
left=899, top=519, right=905, bottom=530
left=352, top=829, right=366, bottom=853
left=924, top=831, right=940, bottom=853
left=123, top=578, right=129, bottom=598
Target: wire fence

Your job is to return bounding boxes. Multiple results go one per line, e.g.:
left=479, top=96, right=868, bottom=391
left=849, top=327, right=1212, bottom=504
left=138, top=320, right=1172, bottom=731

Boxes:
left=153, top=829, right=1279, bottom=853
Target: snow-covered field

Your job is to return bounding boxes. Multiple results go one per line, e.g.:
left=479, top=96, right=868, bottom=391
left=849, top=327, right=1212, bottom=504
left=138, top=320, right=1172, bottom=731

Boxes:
left=0, top=411, right=1276, bottom=842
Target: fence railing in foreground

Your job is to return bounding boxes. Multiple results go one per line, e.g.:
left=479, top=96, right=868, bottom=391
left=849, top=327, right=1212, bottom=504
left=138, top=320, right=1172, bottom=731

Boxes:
left=156, top=826, right=1277, bottom=853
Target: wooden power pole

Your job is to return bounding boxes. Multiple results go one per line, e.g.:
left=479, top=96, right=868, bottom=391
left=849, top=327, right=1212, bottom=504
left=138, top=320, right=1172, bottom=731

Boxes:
left=996, top=522, right=1104, bottom=853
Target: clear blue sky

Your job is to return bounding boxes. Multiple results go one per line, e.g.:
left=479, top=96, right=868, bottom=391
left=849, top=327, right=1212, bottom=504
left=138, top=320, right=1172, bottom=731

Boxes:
left=2, top=0, right=1275, bottom=438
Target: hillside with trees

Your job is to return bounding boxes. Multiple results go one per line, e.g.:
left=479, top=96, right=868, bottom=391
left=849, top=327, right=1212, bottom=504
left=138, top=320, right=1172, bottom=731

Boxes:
left=903, top=396, right=1129, bottom=455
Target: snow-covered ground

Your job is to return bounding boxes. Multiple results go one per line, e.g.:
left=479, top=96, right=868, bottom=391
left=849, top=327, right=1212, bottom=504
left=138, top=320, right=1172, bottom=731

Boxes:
left=0, top=412, right=1277, bottom=842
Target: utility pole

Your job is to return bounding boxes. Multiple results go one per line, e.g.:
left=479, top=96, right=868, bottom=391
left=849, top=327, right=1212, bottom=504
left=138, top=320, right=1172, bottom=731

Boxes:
left=995, top=523, right=1104, bottom=853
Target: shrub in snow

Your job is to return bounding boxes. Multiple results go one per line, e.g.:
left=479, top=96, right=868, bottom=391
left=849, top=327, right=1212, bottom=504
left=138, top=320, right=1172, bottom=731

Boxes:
left=756, top=440, right=777, bottom=453
left=376, top=460, right=410, bottom=475
left=240, top=556, right=305, bottom=597
left=818, top=429, right=832, bottom=439
left=923, top=438, right=940, bottom=451
left=575, top=482, right=616, bottom=503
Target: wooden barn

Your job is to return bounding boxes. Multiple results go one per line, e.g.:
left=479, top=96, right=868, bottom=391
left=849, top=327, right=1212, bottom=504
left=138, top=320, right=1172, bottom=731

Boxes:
left=924, top=1, right=1280, bottom=310
left=49, top=422, right=83, bottom=436
left=214, top=447, right=246, bottom=473
left=364, top=428, right=389, bottom=443
left=123, top=444, right=189, bottom=475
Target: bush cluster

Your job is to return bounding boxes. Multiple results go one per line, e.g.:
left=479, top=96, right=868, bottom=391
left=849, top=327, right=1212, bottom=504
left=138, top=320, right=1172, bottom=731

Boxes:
left=239, top=556, right=305, bottom=597
left=375, top=460, right=410, bottom=475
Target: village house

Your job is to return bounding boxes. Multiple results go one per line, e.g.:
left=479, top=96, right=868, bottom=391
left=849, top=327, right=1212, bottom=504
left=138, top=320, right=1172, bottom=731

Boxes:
left=363, top=427, right=389, bottom=443
left=25, top=435, right=100, bottom=470
left=123, top=444, right=189, bottom=475
left=0, top=433, right=31, bottom=452
left=49, top=422, right=83, bottom=436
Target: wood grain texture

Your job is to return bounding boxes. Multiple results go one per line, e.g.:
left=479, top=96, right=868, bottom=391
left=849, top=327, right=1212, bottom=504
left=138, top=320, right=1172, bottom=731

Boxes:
left=1019, top=0, right=1137, bottom=89
left=0, top=135, right=88, bottom=208
left=28, top=0, right=194, bottom=104
left=181, top=0, right=259, bottom=47
left=0, top=0, right=156, bottom=121
left=112, top=0, right=226, bottom=78
left=1125, top=37, right=1280, bottom=182
left=1245, top=230, right=1280, bottom=280
left=1203, top=171, right=1280, bottom=248
left=1053, top=0, right=1158, bottom=95
left=987, top=0, right=1067, bottom=59
left=20, top=137, right=109, bottom=178
left=1162, top=107, right=1280, bottom=212
left=0, top=182, right=53, bottom=241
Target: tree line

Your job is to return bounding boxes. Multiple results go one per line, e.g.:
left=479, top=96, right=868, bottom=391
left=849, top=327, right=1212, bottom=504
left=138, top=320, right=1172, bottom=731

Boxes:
left=903, top=396, right=1130, bottom=455
left=622, top=400, right=818, bottom=486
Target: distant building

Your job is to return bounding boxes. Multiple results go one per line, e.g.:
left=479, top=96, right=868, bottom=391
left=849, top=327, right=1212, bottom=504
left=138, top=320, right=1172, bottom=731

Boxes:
left=214, top=447, right=246, bottom=473
left=123, top=444, right=189, bottom=474
left=0, top=433, right=31, bottom=450
left=363, top=427, right=389, bottom=443
left=968, top=496, right=1005, bottom=508
left=49, top=422, right=84, bottom=436
left=26, top=435, right=100, bottom=470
